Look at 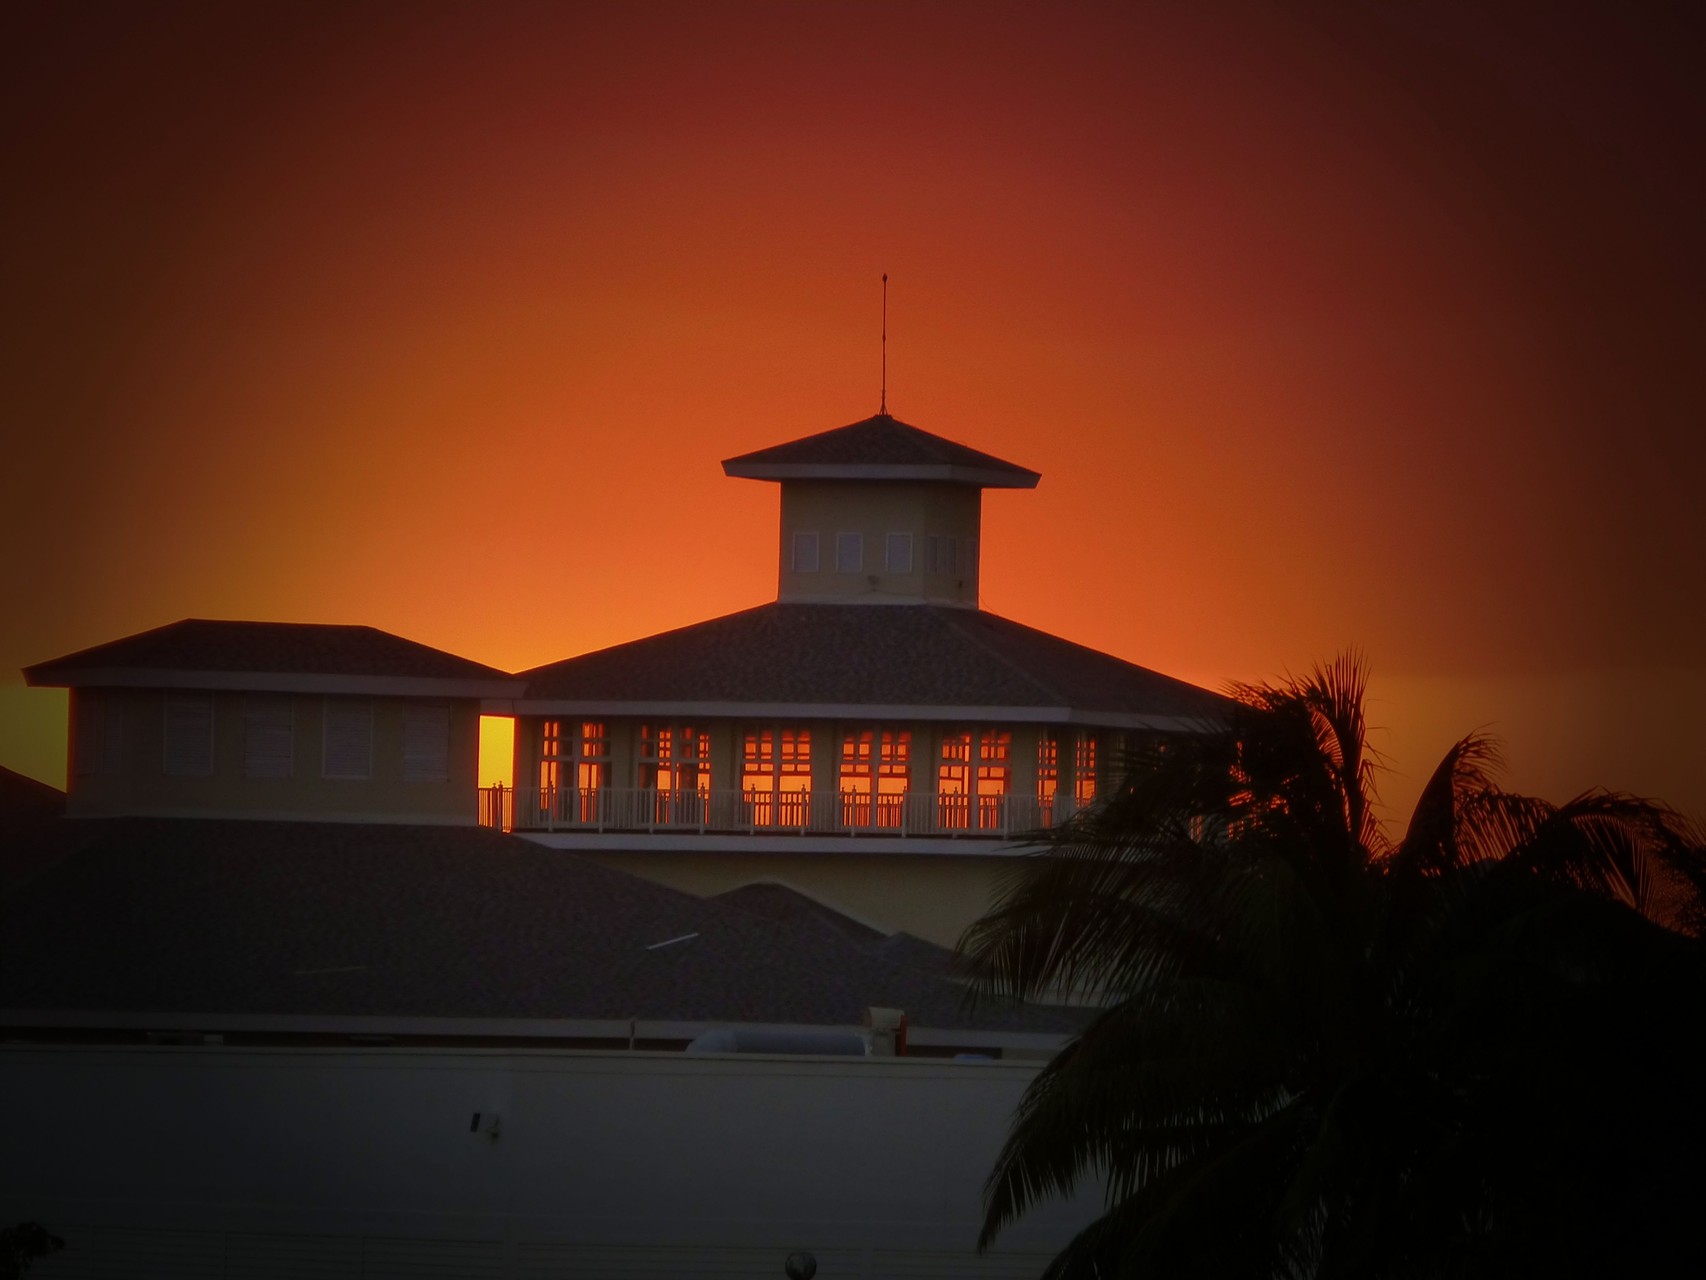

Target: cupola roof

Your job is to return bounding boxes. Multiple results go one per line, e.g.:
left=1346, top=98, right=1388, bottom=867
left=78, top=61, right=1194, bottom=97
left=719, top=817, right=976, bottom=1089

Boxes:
left=721, top=413, right=1039, bottom=488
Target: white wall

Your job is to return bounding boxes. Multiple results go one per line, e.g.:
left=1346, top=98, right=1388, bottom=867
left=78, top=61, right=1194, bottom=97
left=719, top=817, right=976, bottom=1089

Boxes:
left=0, top=1045, right=1100, bottom=1278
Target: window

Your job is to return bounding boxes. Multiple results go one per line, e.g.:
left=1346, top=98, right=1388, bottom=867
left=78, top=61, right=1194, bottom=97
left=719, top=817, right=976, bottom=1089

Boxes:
left=925, top=534, right=959, bottom=576
left=576, top=722, right=611, bottom=792
left=1037, top=732, right=1059, bottom=819
left=792, top=531, right=820, bottom=573
left=402, top=703, right=450, bottom=783
left=839, top=728, right=911, bottom=828
left=639, top=724, right=710, bottom=824
left=540, top=720, right=609, bottom=822
left=163, top=692, right=214, bottom=777
left=742, top=726, right=812, bottom=826
left=1075, top=733, right=1098, bottom=806
left=885, top=532, right=913, bottom=573
left=640, top=725, right=709, bottom=791
left=938, top=728, right=1011, bottom=830
left=539, top=719, right=562, bottom=794
left=1039, top=730, right=1098, bottom=812
left=322, top=698, right=373, bottom=779
left=573, top=721, right=610, bottom=819
left=244, top=695, right=293, bottom=778
left=835, top=532, right=863, bottom=572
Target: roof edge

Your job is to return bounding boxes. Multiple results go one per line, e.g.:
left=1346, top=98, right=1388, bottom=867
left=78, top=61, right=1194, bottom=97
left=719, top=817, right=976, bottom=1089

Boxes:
left=509, top=697, right=1224, bottom=732
left=24, top=667, right=523, bottom=699
left=722, top=460, right=1040, bottom=488
left=0, top=1009, right=1071, bottom=1050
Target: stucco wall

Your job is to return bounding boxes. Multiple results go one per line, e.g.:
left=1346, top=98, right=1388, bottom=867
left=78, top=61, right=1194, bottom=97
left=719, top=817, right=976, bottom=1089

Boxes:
left=778, top=480, right=982, bottom=605
left=0, top=1045, right=1099, bottom=1277
left=67, top=688, right=482, bottom=824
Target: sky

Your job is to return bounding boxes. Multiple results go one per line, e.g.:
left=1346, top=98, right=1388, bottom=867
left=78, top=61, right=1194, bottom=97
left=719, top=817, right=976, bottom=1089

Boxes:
left=4, top=0, right=1702, bottom=829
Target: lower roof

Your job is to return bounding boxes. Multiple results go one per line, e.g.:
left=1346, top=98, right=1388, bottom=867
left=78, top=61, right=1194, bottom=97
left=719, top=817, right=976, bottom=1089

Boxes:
left=24, top=618, right=522, bottom=699
left=512, top=603, right=1232, bottom=729
left=0, top=818, right=1078, bottom=1038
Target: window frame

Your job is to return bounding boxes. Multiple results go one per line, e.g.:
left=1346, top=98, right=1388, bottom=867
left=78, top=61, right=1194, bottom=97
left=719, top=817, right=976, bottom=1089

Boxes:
left=163, top=691, right=215, bottom=778
left=321, top=697, right=374, bottom=781
left=401, top=702, right=451, bottom=784
left=835, top=531, right=863, bottom=573
left=243, top=694, right=295, bottom=779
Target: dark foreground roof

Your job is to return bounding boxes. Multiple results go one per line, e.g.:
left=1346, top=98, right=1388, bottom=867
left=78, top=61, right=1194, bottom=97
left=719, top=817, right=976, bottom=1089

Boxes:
left=722, top=414, right=1040, bottom=488
left=24, top=619, right=518, bottom=695
left=517, top=603, right=1231, bottom=727
left=0, top=818, right=1076, bottom=1037
left=0, top=766, right=66, bottom=871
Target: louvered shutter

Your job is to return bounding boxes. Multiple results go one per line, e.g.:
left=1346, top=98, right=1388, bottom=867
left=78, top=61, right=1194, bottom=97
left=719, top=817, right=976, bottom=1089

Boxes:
left=402, top=703, right=450, bottom=782
left=243, top=695, right=294, bottom=778
left=73, top=690, right=102, bottom=775
left=163, top=692, right=214, bottom=776
left=322, top=698, right=373, bottom=779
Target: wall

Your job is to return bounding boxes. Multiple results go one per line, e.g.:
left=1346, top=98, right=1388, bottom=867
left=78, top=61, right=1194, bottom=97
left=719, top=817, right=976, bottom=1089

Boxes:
left=0, top=1045, right=1100, bottom=1278
left=778, top=481, right=982, bottom=605
left=575, top=848, right=1015, bottom=948
left=67, top=688, right=482, bottom=824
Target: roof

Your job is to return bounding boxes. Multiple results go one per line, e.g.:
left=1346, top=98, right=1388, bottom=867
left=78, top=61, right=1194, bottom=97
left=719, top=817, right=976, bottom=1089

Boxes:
left=23, top=619, right=522, bottom=699
left=722, top=414, right=1040, bottom=488
left=515, top=603, right=1232, bottom=729
left=0, top=818, right=1078, bottom=1040
left=0, top=766, right=65, bottom=866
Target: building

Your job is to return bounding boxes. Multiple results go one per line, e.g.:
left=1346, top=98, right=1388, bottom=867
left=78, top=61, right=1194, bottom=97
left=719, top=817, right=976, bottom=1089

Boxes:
left=496, top=412, right=1230, bottom=945
left=4, top=411, right=1230, bottom=1275
left=22, top=619, right=520, bottom=827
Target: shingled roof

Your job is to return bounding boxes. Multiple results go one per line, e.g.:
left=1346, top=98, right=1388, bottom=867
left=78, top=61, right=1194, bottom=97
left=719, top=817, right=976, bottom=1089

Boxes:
left=24, top=619, right=520, bottom=698
left=0, top=818, right=1077, bottom=1043
left=516, top=603, right=1231, bottom=729
left=722, top=414, right=1040, bottom=488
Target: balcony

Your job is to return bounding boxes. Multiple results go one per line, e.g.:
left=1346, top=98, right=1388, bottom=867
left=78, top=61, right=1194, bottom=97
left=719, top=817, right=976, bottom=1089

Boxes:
left=478, top=785, right=1089, bottom=840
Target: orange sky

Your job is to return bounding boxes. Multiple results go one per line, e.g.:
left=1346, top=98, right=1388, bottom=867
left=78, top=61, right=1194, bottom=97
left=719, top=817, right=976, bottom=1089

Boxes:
left=5, top=0, right=1702, bottom=829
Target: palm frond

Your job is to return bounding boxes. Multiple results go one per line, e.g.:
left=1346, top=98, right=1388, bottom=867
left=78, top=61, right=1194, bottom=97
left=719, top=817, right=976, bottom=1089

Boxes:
left=963, top=653, right=1706, bottom=1278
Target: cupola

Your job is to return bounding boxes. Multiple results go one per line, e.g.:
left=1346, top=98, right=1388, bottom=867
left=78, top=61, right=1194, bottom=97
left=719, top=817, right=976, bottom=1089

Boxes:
left=721, top=414, right=1039, bottom=607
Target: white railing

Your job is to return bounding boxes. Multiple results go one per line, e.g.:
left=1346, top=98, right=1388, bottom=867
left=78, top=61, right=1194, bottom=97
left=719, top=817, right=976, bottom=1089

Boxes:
left=478, top=786, right=1089, bottom=838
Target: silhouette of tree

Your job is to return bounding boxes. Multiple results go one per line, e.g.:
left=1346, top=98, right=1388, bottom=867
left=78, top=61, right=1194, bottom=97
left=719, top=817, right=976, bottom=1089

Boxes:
left=961, top=657, right=1706, bottom=1278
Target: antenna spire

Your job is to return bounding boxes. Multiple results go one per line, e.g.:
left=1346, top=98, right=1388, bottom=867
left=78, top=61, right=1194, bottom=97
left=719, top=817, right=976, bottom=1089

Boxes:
left=879, top=273, right=888, bottom=415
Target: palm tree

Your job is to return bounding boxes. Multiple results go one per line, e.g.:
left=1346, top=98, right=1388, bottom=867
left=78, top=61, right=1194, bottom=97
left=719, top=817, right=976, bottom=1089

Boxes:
left=960, top=657, right=1706, bottom=1278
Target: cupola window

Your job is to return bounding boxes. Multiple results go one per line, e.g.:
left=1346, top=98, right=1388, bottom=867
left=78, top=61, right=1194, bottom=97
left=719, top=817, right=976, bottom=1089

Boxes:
left=885, top=533, right=913, bottom=573
left=835, top=532, right=863, bottom=572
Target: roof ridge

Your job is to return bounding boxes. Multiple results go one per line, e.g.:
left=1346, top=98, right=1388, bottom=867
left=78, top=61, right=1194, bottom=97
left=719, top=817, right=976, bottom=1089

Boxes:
left=933, top=608, right=1071, bottom=705
left=514, top=603, right=773, bottom=678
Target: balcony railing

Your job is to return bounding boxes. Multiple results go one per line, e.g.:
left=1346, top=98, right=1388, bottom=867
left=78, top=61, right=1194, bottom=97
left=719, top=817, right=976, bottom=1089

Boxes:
left=478, top=785, right=1089, bottom=839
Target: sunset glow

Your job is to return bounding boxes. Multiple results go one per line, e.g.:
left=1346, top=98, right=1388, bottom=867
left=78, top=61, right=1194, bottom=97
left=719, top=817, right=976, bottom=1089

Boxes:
left=5, top=1, right=1701, bottom=828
